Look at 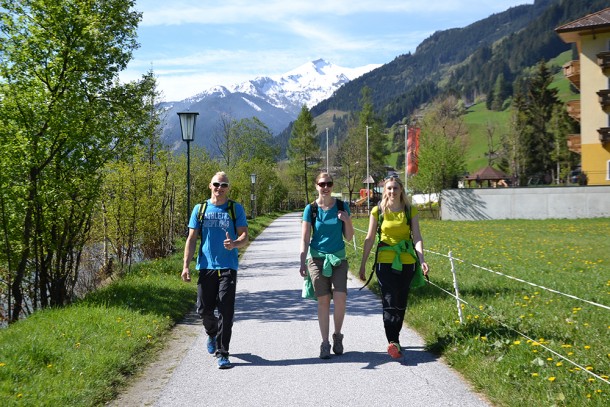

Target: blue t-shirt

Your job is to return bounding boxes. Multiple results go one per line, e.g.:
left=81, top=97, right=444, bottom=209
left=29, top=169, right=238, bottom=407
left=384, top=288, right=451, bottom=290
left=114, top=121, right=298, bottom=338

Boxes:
left=188, top=199, right=248, bottom=271
left=302, top=199, right=350, bottom=254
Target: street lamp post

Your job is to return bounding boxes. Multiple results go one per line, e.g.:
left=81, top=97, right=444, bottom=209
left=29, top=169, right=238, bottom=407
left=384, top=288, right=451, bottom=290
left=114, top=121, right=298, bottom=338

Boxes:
left=366, top=125, right=370, bottom=213
left=177, top=111, right=199, bottom=233
left=325, top=127, right=329, bottom=173
left=250, top=173, right=257, bottom=219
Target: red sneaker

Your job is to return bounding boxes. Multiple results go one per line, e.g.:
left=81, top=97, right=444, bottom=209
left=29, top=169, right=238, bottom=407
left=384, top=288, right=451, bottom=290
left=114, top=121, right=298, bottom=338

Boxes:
left=387, top=342, right=402, bottom=359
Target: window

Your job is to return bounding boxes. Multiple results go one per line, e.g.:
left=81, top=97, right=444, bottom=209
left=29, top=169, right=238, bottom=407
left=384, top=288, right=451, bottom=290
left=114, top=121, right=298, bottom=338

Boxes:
left=607, top=160, right=610, bottom=181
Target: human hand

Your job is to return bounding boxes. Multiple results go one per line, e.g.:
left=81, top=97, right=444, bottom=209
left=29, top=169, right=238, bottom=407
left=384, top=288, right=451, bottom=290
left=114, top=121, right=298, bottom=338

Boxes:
left=181, top=267, right=191, bottom=282
left=358, top=265, right=366, bottom=281
left=223, top=232, right=233, bottom=250
left=299, top=263, right=307, bottom=278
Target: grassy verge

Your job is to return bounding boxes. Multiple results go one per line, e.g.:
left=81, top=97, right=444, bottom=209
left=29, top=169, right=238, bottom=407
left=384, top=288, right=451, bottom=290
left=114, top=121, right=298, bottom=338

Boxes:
left=347, top=217, right=610, bottom=406
left=0, top=212, right=281, bottom=407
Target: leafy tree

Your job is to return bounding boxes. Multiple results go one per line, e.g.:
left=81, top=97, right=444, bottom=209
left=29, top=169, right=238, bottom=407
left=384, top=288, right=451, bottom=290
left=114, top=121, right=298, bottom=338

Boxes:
left=0, top=0, right=153, bottom=321
left=410, top=96, right=468, bottom=211
left=288, top=105, right=319, bottom=204
left=336, top=114, right=365, bottom=203
left=214, top=115, right=279, bottom=169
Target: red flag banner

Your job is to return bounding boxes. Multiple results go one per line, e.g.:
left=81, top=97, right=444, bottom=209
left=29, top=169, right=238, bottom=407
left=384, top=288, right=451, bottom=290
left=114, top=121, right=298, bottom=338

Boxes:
left=407, top=127, right=420, bottom=175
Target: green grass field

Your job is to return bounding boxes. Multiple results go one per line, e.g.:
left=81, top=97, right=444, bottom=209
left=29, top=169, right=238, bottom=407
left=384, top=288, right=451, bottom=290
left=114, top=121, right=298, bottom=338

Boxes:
left=347, top=217, right=610, bottom=406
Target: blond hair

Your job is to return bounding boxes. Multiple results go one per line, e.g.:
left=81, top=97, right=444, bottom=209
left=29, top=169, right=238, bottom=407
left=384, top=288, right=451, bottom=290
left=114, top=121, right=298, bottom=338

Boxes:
left=211, top=171, right=229, bottom=182
left=378, top=176, right=409, bottom=214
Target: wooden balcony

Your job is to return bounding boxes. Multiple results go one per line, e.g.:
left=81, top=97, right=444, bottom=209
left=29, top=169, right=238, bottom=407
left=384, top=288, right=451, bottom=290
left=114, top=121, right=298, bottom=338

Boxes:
left=566, top=134, right=581, bottom=154
left=599, top=128, right=610, bottom=144
left=562, top=60, right=580, bottom=88
left=597, top=90, right=610, bottom=111
left=597, top=51, right=610, bottom=73
left=566, top=99, right=580, bottom=121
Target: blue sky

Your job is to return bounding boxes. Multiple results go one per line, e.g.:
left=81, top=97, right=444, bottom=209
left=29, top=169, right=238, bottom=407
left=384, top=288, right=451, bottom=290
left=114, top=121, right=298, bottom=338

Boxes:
left=122, top=0, right=534, bottom=102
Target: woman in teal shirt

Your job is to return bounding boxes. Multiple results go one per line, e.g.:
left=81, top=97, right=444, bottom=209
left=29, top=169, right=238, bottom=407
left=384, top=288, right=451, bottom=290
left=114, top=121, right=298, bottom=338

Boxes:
left=300, top=172, right=354, bottom=359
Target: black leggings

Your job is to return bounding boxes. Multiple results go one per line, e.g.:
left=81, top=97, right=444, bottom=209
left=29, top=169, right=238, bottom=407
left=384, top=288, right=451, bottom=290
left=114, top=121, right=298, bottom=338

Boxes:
left=375, top=263, right=416, bottom=344
left=197, top=268, right=237, bottom=357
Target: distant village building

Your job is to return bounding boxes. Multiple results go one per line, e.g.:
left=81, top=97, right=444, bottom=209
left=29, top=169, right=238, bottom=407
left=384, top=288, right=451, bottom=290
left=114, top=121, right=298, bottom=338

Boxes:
left=555, top=7, right=610, bottom=185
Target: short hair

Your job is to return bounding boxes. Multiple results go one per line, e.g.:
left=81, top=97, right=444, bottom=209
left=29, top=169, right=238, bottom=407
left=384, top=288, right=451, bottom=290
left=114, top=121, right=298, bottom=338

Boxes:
left=211, top=171, right=229, bottom=183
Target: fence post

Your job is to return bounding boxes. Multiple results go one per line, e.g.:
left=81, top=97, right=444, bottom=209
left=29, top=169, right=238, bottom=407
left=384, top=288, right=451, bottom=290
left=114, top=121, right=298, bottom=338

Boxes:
left=449, top=250, right=464, bottom=324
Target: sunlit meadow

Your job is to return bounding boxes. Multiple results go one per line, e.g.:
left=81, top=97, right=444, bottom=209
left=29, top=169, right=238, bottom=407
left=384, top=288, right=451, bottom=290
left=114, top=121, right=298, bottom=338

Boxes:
left=349, top=217, right=610, bottom=406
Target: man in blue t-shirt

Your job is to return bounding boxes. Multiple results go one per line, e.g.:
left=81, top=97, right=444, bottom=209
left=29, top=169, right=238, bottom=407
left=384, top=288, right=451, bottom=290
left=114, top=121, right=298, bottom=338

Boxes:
left=182, top=171, right=248, bottom=369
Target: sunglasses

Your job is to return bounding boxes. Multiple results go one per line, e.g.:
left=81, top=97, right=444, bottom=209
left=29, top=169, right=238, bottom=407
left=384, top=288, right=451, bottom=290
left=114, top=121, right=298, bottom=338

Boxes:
left=212, top=182, right=229, bottom=188
left=317, top=181, right=333, bottom=188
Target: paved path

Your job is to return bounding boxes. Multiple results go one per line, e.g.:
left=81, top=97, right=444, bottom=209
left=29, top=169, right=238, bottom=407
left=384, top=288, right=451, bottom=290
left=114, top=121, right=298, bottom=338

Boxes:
left=131, top=213, right=491, bottom=406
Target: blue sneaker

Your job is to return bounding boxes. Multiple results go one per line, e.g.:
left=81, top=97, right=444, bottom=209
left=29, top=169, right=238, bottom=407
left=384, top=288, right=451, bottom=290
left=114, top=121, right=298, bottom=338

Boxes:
left=206, top=336, right=217, bottom=355
left=217, top=355, right=232, bottom=369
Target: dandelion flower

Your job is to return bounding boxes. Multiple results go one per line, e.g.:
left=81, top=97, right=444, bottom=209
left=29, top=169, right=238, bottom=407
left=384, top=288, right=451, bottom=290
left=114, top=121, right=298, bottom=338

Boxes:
left=548, top=377, right=556, bottom=382
left=531, top=373, right=539, bottom=377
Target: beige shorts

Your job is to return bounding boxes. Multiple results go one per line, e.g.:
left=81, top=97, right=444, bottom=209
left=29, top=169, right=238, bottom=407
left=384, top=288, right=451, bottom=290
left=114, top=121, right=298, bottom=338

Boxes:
left=307, top=257, right=348, bottom=297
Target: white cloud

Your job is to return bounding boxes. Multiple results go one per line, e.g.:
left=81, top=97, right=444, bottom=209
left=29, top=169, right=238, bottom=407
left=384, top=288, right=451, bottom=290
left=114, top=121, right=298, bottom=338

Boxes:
left=128, top=0, right=534, bottom=101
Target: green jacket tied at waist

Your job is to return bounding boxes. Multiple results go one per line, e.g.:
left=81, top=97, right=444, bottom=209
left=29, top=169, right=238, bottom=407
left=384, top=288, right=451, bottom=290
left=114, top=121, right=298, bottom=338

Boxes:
left=309, top=247, right=346, bottom=277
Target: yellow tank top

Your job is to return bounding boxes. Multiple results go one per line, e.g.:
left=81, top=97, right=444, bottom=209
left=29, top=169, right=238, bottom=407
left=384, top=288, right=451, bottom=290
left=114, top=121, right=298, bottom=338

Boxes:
left=372, top=205, right=418, bottom=264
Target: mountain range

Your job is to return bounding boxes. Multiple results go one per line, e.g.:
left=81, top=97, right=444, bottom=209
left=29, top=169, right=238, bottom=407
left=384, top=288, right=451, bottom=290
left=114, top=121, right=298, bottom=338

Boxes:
left=160, top=0, right=609, bottom=157
left=158, top=59, right=380, bottom=154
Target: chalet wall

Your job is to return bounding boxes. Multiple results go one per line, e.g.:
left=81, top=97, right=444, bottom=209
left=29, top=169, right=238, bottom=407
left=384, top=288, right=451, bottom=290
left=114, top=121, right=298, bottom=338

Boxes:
left=440, top=186, right=610, bottom=220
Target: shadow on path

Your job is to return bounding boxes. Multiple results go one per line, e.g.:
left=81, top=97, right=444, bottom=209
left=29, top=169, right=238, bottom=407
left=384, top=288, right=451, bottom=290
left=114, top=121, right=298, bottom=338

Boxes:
left=231, top=346, right=437, bottom=369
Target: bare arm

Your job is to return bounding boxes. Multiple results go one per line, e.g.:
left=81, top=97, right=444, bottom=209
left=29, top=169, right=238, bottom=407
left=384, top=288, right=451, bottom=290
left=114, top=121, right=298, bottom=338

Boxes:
left=299, top=220, right=311, bottom=277
left=358, top=213, right=378, bottom=280
left=182, top=228, right=199, bottom=282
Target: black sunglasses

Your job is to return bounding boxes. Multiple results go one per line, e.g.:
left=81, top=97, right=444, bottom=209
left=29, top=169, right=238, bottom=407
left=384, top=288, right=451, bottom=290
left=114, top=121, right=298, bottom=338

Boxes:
left=212, top=182, right=229, bottom=188
left=317, top=181, right=333, bottom=188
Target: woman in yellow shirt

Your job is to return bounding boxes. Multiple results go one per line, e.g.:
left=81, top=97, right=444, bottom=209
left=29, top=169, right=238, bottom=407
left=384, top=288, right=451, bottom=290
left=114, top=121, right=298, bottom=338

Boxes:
left=358, top=176, right=429, bottom=360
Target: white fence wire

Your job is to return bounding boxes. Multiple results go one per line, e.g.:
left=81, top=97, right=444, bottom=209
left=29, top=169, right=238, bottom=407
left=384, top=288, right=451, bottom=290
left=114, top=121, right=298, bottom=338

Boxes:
left=350, top=226, right=610, bottom=385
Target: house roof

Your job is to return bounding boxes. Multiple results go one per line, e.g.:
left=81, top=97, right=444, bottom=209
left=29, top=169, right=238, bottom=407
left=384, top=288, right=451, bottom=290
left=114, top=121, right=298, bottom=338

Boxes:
left=556, top=7, right=610, bottom=43
left=466, top=165, right=508, bottom=181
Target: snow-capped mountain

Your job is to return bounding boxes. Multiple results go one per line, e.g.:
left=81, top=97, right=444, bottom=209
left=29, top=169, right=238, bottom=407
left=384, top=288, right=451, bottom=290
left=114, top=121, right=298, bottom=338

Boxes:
left=159, top=59, right=380, bottom=154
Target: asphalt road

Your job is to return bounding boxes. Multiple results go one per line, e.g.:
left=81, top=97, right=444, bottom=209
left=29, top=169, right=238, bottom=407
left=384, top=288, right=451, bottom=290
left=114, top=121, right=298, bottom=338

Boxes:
left=148, top=212, right=491, bottom=407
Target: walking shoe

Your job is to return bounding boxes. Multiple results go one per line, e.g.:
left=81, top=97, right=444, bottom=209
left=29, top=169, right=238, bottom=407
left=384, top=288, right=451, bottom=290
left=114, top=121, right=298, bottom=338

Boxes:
left=217, top=355, right=233, bottom=369
left=387, top=342, right=402, bottom=359
left=332, top=333, right=344, bottom=355
left=319, top=341, right=331, bottom=359
left=206, top=335, right=217, bottom=355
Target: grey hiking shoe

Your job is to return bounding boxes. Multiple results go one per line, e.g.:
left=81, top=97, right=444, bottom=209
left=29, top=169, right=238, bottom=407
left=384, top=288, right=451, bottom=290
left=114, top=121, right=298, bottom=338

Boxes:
left=332, top=333, right=344, bottom=355
left=319, top=341, right=331, bottom=359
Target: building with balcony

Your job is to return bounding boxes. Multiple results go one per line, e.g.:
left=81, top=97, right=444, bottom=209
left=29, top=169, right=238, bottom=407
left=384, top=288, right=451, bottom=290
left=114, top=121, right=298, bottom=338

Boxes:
left=556, top=8, right=610, bottom=185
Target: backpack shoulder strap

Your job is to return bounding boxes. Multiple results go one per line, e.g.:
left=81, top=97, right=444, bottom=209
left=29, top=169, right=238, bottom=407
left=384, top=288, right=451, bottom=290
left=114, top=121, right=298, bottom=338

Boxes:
left=227, top=200, right=237, bottom=235
left=405, top=204, right=411, bottom=228
left=336, top=199, right=344, bottom=212
left=197, top=200, right=208, bottom=222
left=309, top=201, right=318, bottom=233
